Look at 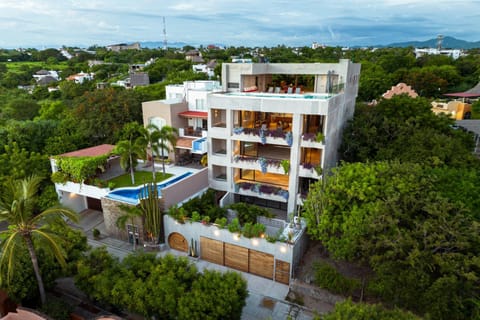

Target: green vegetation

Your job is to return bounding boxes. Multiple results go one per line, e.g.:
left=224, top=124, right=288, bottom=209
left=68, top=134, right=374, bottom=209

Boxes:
left=322, top=299, right=421, bottom=320
left=0, top=175, right=80, bottom=305
left=313, top=262, right=360, bottom=296
left=75, top=248, right=248, bottom=319
left=107, top=171, right=172, bottom=188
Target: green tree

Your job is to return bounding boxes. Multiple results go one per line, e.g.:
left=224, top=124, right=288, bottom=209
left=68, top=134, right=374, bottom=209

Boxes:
left=323, top=299, right=421, bottom=320
left=139, top=124, right=163, bottom=181
left=340, top=95, right=477, bottom=167
left=116, top=204, right=143, bottom=250
left=0, top=175, right=79, bottom=305
left=303, top=162, right=480, bottom=319
left=156, top=125, right=178, bottom=175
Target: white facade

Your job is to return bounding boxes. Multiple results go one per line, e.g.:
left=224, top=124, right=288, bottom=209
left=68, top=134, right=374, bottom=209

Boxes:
left=207, top=60, right=361, bottom=214
left=414, top=48, right=464, bottom=60
left=165, top=80, right=222, bottom=129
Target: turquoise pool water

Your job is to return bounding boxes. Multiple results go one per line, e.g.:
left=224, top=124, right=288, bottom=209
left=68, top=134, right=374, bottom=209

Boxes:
left=106, top=171, right=193, bottom=204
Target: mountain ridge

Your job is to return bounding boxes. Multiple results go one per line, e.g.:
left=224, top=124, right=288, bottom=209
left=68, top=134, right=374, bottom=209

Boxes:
left=384, top=36, right=480, bottom=49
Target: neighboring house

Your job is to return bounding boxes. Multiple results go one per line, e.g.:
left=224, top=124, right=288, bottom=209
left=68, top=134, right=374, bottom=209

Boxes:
left=50, top=144, right=209, bottom=245
left=207, top=59, right=361, bottom=214
left=106, top=42, right=141, bottom=52
left=66, top=71, right=94, bottom=84
left=382, top=82, right=418, bottom=99
left=185, top=49, right=204, bottom=63
left=33, top=70, right=60, bottom=84
left=431, top=100, right=472, bottom=120
left=192, top=60, right=217, bottom=78
left=142, top=80, right=222, bottom=162
left=129, top=72, right=150, bottom=88
left=414, top=47, right=464, bottom=60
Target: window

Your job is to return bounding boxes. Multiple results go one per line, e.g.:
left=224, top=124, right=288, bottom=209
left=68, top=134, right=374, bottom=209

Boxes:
left=149, top=117, right=166, bottom=129
left=228, top=82, right=239, bottom=89
left=195, top=99, right=205, bottom=110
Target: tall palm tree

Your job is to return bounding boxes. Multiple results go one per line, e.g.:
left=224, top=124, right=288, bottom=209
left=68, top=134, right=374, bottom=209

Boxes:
left=0, top=175, right=79, bottom=305
left=116, top=204, right=143, bottom=250
left=157, top=125, right=178, bottom=175
left=114, top=137, right=146, bottom=185
left=139, top=124, right=162, bottom=181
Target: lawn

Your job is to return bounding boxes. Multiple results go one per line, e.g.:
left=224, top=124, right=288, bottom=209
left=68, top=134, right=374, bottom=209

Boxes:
left=108, top=170, right=173, bottom=189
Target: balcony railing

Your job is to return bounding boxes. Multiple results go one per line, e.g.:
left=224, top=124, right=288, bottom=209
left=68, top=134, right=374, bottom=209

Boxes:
left=233, top=127, right=293, bottom=146
left=299, top=162, right=323, bottom=178
left=233, top=155, right=287, bottom=174
left=234, top=181, right=289, bottom=202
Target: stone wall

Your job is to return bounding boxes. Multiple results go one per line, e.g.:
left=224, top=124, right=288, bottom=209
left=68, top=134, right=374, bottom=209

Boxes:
left=101, top=198, right=144, bottom=243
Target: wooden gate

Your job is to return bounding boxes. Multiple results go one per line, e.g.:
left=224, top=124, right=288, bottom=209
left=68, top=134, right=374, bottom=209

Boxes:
left=168, top=232, right=188, bottom=252
left=249, top=249, right=274, bottom=280
left=224, top=243, right=249, bottom=272
left=275, top=260, right=290, bottom=284
left=200, top=237, right=224, bottom=265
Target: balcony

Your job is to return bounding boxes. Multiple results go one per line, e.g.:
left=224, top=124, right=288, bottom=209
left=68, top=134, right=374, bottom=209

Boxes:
left=300, top=132, right=325, bottom=148
left=233, top=155, right=287, bottom=175
left=298, top=162, right=322, bottom=178
left=233, top=127, right=292, bottom=146
left=234, top=181, right=289, bottom=203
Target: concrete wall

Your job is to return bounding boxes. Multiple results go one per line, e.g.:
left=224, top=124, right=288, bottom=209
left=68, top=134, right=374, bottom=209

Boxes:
left=161, top=168, right=209, bottom=210
left=164, top=214, right=294, bottom=264
left=59, top=191, right=87, bottom=212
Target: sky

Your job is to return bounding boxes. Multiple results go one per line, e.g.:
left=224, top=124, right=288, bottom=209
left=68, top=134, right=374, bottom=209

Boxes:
left=0, top=0, right=479, bottom=49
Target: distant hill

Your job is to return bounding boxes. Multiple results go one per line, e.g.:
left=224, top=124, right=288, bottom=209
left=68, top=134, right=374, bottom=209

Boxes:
left=386, top=36, right=480, bottom=49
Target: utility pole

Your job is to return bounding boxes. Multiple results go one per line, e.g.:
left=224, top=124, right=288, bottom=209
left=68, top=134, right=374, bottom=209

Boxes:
left=163, top=17, right=167, bottom=50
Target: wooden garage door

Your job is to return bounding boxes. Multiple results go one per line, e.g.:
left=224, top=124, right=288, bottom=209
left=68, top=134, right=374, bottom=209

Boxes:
left=224, top=243, right=249, bottom=272
left=87, top=197, right=102, bottom=211
left=200, top=237, right=224, bottom=265
left=249, top=249, right=274, bottom=279
left=168, top=232, right=188, bottom=252
left=275, top=260, right=290, bottom=285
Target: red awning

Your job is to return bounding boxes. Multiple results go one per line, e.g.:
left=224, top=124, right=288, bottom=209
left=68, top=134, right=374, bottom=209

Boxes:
left=444, top=93, right=480, bottom=98
left=178, top=111, right=208, bottom=118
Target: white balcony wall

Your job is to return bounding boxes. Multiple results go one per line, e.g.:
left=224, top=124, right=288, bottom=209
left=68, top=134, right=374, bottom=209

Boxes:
left=55, top=181, right=110, bottom=199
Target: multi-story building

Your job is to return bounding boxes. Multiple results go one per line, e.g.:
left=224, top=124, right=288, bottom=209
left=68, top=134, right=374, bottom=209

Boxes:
left=207, top=60, right=361, bottom=214
left=142, top=80, right=222, bottom=162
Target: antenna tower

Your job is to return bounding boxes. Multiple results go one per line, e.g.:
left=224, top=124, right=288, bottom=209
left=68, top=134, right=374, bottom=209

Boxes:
left=437, top=34, right=444, bottom=51
left=163, top=17, right=167, bottom=50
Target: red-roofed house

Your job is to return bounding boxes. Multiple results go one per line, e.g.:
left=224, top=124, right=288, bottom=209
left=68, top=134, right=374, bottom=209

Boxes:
left=382, top=83, right=418, bottom=99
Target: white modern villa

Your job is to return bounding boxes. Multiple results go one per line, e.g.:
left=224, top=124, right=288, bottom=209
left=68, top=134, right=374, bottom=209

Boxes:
left=207, top=59, right=361, bottom=214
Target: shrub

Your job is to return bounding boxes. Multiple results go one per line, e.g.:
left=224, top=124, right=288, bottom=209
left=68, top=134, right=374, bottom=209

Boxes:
left=313, top=261, right=361, bottom=296
left=228, top=218, right=241, bottom=233
left=40, top=297, right=73, bottom=320
left=191, top=211, right=201, bottom=222
left=214, top=217, right=228, bottom=228
left=92, top=228, right=100, bottom=239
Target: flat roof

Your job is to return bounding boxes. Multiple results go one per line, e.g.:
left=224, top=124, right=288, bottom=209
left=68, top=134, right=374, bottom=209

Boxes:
left=455, top=120, right=480, bottom=136
left=221, top=92, right=333, bottom=100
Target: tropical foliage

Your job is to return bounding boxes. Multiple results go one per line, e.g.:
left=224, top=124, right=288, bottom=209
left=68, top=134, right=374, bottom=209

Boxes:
left=75, top=248, right=248, bottom=319
left=0, top=175, right=79, bottom=305
left=303, top=162, right=480, bottom=319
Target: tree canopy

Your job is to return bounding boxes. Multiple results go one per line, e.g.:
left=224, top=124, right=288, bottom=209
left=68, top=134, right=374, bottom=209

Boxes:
left=340, top=95, right=477, bottom=167
left=303, top=162, right=480, bottom=319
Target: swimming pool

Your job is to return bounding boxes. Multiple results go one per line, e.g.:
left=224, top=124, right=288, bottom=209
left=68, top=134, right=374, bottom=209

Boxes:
left=225, top=92, right=332, bottom=100
left=105, top=171, right=193, bottom=204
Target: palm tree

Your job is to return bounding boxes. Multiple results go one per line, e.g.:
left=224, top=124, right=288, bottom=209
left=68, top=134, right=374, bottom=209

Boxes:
left=0, top=175, right=79, bottom=305
left=157, top=125, right=178, bottom=175
left=114, top=137, right=146, bottom=185
left=139, top=124, right=162, bottom=181
left=116, top=204, right=143, bottom=250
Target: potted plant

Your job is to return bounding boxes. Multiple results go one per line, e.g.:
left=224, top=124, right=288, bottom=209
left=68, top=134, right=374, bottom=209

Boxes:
left=280, top=159, right=290, bottom=175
